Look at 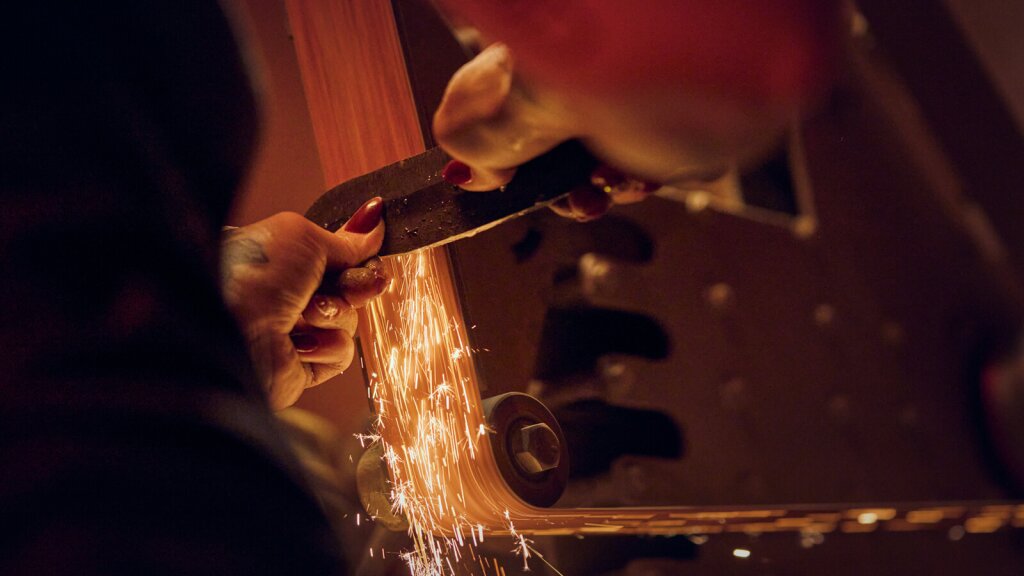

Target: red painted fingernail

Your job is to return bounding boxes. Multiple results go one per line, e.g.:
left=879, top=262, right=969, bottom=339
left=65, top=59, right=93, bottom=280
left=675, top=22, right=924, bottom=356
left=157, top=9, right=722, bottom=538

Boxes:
left=291, top=333, right=319, bottom=353
left=343, top=197, right=384, bottom=234
left=442, top=160, right=473, bottom=186
left=569, top=186, right=611, bottom=221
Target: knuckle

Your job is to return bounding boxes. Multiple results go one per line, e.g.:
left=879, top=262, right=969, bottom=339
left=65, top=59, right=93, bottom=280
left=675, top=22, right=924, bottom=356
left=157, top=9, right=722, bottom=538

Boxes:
left=268, top=211, right=312, bottom=230
left=338, top=308, right=359, bottom=335
left=273, top=212, right=322, bottom=249
left=311, top=295, right=343, bottom=320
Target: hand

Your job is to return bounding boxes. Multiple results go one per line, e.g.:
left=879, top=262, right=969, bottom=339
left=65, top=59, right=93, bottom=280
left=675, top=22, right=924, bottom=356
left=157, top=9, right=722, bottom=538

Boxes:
left=429, top=43, right=708, bottom=221
left=432, top=43, right=576, bottom=193
left=432, top=2, right=838, bottom=218
left=220, top=198, right=388, bottom=410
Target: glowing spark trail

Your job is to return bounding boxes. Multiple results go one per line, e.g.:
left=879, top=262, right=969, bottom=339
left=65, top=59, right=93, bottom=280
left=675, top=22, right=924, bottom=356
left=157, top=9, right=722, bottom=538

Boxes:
left=359, top=249, right=507, bottom=575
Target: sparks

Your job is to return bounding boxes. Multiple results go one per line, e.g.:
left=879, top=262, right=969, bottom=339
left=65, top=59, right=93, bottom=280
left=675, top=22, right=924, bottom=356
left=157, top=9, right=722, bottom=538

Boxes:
left=503, top=511, right=532, bottom=571
left=359, top=250, right=501, bottom=575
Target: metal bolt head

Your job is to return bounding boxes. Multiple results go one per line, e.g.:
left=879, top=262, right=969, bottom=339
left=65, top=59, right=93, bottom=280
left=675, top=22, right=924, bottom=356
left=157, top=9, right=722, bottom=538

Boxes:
left=512, top=422, right=561, bottom=475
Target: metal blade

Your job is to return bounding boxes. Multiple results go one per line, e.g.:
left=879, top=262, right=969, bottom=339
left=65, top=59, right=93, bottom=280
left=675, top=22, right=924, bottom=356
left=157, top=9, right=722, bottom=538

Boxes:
left=305, top=141, right=598, bottom=256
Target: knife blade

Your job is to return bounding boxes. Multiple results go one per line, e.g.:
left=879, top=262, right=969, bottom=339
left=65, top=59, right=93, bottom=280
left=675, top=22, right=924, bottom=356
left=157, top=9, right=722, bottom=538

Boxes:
left=305, top=141, right=598, bottom=256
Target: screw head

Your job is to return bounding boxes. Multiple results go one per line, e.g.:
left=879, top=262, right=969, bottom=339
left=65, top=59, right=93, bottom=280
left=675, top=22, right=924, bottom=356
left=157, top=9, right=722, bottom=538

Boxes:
left=511, top=422, right=561, bottom=475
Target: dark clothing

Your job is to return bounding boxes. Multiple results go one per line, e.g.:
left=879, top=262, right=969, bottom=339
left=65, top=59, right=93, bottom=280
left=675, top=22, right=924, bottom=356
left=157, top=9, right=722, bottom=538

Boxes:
left=1, top=2, right=341, bottom=573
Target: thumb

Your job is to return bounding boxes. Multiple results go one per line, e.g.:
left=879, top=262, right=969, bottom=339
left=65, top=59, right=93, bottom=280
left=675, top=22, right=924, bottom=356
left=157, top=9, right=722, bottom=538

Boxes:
left=319, top=197, right=385, bottom=269
left=433, top=43, right=577, bottom=192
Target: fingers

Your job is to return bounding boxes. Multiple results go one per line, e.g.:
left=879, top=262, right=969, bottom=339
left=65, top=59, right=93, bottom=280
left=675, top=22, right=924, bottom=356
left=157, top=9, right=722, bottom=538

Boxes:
left=302, top=298, right=358, bottom=331
left=441, top=159, right=516, bottom=192
left=433, top=43, right=578, bottom=192
left=296, top=198, right=389, bottom=317
left=226, top=205, right=389, bottom=411
left=309, top=257, right=390, bottom=321
left=549, top=165, right=661, bottom=221
left=292, top=328, right=355, bottom=366
left=591, top=165, right=661, bottom=206
left=291, top=325, right=356, bottom=395
left=311, top=197, right=386, bottom=270
left=337, top=259, right=390, bottom=308
left=567, top=185, right=611, bottom=222
left=261, top=327, right=357, bottom=411
left=549, top=187, right=609, bottom=222
left=272, top=201, right=386, bottom=409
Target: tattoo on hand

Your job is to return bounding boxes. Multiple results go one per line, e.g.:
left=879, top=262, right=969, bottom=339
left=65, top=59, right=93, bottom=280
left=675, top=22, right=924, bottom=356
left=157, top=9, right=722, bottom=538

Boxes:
left=220, top=230, right=269, bottom=287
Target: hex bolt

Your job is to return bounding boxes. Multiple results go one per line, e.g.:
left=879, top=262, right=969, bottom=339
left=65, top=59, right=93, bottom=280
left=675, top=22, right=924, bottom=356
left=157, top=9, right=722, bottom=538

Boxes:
left=511, top=422, right=561, bottom=476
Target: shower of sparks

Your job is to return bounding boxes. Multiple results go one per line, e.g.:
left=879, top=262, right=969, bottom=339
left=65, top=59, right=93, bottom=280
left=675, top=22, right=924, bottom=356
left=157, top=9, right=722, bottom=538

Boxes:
left=360, top=250, right=524, bottom=576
